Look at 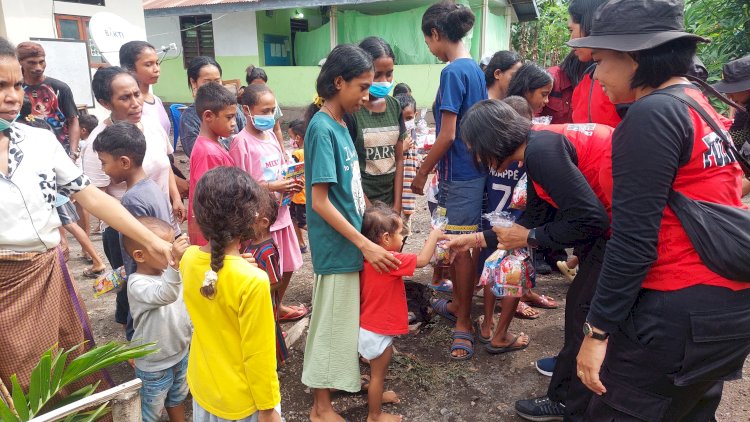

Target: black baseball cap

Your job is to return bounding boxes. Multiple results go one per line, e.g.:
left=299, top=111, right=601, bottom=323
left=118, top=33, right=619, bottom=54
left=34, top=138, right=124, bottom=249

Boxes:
left=712, top=56, right=750, bottom=94
left=567, top=0, right=709, bottom=52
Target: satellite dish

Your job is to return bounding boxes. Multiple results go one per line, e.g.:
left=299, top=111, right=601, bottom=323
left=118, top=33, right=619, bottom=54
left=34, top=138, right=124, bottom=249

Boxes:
left=89, top=12, right=147, bottom=66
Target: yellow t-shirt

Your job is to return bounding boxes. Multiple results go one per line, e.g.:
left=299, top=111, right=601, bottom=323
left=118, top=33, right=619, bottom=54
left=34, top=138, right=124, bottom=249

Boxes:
left=180, top=246, right=280, bottom=419
left=291, top=148, right=306, bottom=205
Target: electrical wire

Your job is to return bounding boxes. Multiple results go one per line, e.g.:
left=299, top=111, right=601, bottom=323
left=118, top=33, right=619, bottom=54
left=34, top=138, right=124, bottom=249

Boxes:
left=147, top=13, right=229, bottom=37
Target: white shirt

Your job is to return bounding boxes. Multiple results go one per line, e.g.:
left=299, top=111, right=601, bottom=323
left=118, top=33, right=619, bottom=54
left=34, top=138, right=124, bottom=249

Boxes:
left=81, top=115, right=174, bottom=200
left=0, top=124, right=91, bottom=252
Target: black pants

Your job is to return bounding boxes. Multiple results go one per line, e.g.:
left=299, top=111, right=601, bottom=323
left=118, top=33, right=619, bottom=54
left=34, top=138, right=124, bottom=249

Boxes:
left=547, top=236, right=607, bottom=421
left=585, top=284, right=750, bottom=421
left=102, top=227, right=128, bottom=325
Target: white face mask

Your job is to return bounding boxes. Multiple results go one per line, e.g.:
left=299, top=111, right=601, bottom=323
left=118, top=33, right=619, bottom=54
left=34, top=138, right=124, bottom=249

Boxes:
left=404, top=119, right=416, bottom=131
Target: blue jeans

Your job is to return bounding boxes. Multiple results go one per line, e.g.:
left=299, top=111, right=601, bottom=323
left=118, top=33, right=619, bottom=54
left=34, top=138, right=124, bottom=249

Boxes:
left=135, top=353, right=190, bottom=422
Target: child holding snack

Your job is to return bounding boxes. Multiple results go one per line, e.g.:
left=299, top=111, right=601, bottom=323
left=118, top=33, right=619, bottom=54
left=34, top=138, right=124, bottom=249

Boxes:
left=243, top=191, right=288, bottom=367
left=230, top=84, right=308, bottom=323
left=125, top=218, right=191, bottom=422
left=287, top=119, right=308, bottom=253
left=360, top=202, right=444, bottom=422
left=395, top=94, right=418, bottom=240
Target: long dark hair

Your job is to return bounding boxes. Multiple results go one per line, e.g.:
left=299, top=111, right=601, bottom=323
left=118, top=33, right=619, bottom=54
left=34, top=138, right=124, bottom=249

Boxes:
left=421, top=0, right=475, bottom=42
left=507, top=62, right=553, bottom=99
left=460, top=99, right=531, bottom=169
left=186, top=56, right=222, bottom=90
left=119, top=40, right=156, bottom=72
left=245, top=64, right=268, bottom=84
left=359, top=36, right=396, bottom=63
left=194, top=166, right=264, bottom=299
left=568, top=0, right=609, bottom=38
left=484, top=50, right=521, bottom=88
left=304, top=44, right=373, bottom=124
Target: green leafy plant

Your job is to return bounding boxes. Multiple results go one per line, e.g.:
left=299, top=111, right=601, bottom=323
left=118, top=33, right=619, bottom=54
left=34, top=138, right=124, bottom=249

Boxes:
left=0, top=342, right=155, bottom=422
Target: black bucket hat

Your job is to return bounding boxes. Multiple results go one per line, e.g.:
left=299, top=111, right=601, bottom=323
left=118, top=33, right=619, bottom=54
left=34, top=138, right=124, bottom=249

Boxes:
left=567, top=0, right=709, bottom=52
left=712, top=56, right=750, bottom=94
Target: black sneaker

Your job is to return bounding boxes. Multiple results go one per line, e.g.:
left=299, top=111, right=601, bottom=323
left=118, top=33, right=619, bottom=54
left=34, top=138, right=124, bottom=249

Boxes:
left=515, top=396, right=565, bottom=421
left=534, top=253, right=552, bottom=275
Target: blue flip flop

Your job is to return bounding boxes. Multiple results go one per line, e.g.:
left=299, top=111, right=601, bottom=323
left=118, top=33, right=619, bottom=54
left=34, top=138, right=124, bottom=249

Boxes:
left=428, top=279, right=453, bottom=293
left=430, top=298, right=457, bottom=324
left=450, top=330, right=475, bottom=361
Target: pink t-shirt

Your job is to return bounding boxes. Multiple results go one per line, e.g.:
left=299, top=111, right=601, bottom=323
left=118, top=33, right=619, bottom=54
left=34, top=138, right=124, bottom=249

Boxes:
left=188, top=136, right=234, bottom=246
left=229, top=129, right=293, bottom=231
left=142, top=95, right=171, bottom=137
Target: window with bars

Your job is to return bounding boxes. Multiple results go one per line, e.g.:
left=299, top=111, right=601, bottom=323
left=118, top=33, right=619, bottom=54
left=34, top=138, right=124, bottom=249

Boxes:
left=180, top=15, right=215, bottom=68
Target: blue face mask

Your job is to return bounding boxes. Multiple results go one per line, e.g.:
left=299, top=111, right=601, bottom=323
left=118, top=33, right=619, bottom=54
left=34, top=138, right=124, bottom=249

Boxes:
left=251, top=114, right=276, bottom=132
left=0, top=113, right=19, bottom=131
left=369, top=81, right=393, bottom=99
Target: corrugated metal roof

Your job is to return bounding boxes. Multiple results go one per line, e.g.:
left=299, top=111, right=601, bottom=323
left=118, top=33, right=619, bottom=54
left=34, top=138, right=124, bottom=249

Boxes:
left=143, top=0, right=260, bottom=11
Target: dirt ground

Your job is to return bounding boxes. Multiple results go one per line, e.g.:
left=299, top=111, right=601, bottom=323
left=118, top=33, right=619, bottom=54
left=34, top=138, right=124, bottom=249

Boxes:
left=67, top=139, right=750, bottom=422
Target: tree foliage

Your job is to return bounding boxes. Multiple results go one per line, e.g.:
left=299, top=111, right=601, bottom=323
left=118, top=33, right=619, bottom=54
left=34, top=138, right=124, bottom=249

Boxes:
left=512, top=0, right=750, bottom=82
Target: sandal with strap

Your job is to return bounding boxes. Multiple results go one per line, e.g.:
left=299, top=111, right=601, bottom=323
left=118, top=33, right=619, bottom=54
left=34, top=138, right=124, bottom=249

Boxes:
left=485, top=334, right=530, bottom=354
left=430, top=298, right=457, bottom=324
left=450, top=330, right=475, bottom=361
left=475, top=315, right=494, bottom=344
left=515, top=301, right=540, bottom=320
left=525, top=294, right=558, bottom=309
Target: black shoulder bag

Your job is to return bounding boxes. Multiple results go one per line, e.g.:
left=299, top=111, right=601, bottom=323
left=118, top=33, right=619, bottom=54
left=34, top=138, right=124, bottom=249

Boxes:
left=653, top=89, right=750, bottom=282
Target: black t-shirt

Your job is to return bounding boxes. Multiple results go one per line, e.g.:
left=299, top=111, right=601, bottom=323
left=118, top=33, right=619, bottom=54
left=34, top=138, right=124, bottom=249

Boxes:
left=483, top=130, right=609, bottom=250
left=23, top=77, right=78, bottom=144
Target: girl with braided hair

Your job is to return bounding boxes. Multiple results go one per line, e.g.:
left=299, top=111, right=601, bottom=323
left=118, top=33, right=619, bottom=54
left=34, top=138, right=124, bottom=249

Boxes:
left=180, top=166, right=282, bottom=422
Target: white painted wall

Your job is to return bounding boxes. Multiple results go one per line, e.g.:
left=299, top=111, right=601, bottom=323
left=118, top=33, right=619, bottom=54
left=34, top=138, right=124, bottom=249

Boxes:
left=0, top=0, right=147, bottom=117
left=213, top=11, right=258, bottom=57
left=145, top=15, right=182, bottom=53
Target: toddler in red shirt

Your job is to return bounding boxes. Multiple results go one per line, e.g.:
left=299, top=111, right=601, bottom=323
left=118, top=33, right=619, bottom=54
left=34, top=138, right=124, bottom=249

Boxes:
left=359, top=202, right=443, bottom=422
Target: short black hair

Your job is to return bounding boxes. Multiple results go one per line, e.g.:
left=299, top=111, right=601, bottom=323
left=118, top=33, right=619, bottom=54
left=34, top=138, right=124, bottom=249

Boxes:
left=79, top=114, right=99, bottom=132
left=245, top=64, right=268, bottom=84
left=288, top=118, right=307, bottom=137
left=502, top=95, right=534, bottom=120
left=119, top=41, right=156, bottom=71
left=507, top=62, right=553, bottom=99
left=393, top=82, right=412, bottom=96
left=359, top=36, right=395, bottom=63
left=422, top=0, right=475, bottom=42
left=92, top=121, right=146, bottom=166
left=0, top=37, right=16, bottom=58
left=122, top=216, right=174, bottom=257
left=362, top=201, right=401, bottom=244
left=258, top=190, right=279, bottom=227
left=195, top=82, right=236, bottom=117
left=395, top=93, right=416, bottom=112
left=460, top=99, right=531, bottom=170
left=92, top=66, right=134, bottom=103
left=239, top=83, right=272, bottom=108
left=187, top=56, right=222, bottom=90
left=630, top=38, right=699, bottom=89
left=484, top=50, right=521, bottom=87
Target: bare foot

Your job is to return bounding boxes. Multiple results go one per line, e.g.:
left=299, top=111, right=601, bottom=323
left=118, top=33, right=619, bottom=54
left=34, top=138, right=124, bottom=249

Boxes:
left=382, top=390, right=400, bottom=404
left=310, top=408, right=347, bottom=422
left=479, top=315, right=494, bottom=339
left=490, top=332, right=530, bottom=350
left=367, top=412, right=403, bottom=422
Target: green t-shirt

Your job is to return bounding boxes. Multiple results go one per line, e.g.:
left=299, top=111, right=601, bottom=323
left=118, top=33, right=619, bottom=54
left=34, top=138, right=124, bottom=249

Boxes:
left=346, top=96, right=405, bottom=205
left=304, top=111, right=366, bottom=274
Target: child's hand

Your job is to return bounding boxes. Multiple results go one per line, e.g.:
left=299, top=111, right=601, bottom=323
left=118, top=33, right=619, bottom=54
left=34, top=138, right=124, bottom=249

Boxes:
left=429, top=228, right=446, bottom=241
left=403, top=135, right=414, bottom=151
left=269, top=178, right=300, bottom=193
left=171, top=234, right=189, bottom=268
left=240, top=253, right=258, bottom=267
left=258, top=409, right=282, bottom=422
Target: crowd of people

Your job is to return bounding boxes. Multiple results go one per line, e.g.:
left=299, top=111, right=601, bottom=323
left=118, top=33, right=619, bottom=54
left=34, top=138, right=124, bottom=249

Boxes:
left=2, top=0, right=750, bottom=421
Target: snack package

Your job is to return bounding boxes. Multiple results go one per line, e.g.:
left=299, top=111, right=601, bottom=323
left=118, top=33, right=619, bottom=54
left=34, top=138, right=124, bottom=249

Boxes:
left=490, top=249, right=535, bottom=297
left=482, top=210, right=515, bottom=228
left=478, top=248, right=508, bottom=286
left=431, top=208, right=451, bottom=267
left=510, top=173, right=528, bottom=210
left=279, top=161, right=305, bottom=206
left=93, top=266, right=127, bottom=298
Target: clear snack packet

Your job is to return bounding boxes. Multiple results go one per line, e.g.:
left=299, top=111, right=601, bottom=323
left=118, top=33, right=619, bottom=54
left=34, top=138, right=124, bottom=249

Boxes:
left=431, top=208, right=451, bottom=267
left=510, top=173, right=528, bottom=210
left=482, top=210, right=515, bottom=228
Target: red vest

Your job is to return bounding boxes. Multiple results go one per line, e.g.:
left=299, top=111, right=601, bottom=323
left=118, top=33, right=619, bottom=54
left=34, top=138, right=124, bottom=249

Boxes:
left=530, top=123, right=614, bottom=217
left=639, top=88, right=747, bottom=292
left=540, top=66, right=574, bottom=124
left=571, top=73, right=622, bottom=127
